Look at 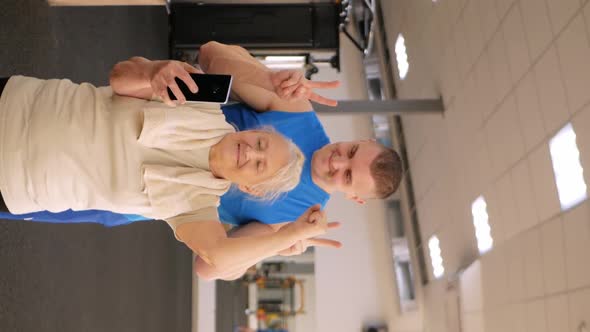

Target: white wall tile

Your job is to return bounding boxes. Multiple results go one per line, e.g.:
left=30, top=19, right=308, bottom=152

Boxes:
left=485, top=94, right=525, bottom=178
left=505, top=237, right=527, bottom=302
left=445, top=0, right=464, bottom=26
left=481, top=247, right=509, bottom=308
left=488, top=31, right=514, bottom=105
left=563, top=202, right=590, bottom=289
left=533, top=46, right=570, bottom=135
left=494, top=173, right=517, bottom=244
left=507, top=303, right=527, bottom=332
left=510, top=159, right=540, bottom=235
left=476, top=0, right=500, bottom=45
left=456, top=73, right=484, bottom=130
left=434, top=1, right=452, bottom=49
left=523, top=229, right=545, bottom=299
left=496, top=0, right=517, bottom=21
left=461, top=311, right=485, bottom=332
left=463, top=0, right=485, bottom=69
left=410, top=138, right=440, bottom=201
left=528, top=143, right=561, bottom=222
left=454, top=15, right=473, bottom=81
left=525, top=299, right=548, bottom=332
left=540, top=217, right=567, bottom=294
left=556, top=13, right=590, bottom=114
left=474, top=51, right=498, bottom=121
left=514, top=70, right=547, bottom=153
left=460, top=260, right=483, bottom=313
left=440, top=38, right=461, bottom=103
left=545, top=294, right=570, bottom=332
left=568, top=287, right=590, bottom=332
left=483, top=309, right=501, bottom=332
left=502, top=4, right=532, bottom=85
left=545, top=0, right=582, bottom=35
left=520, top=0, right=554, bottom=61
left=473, top=132, right=494, bottom=191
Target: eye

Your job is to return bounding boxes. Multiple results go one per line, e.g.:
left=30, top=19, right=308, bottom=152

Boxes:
left=348, top=145, right=358, bottom=158
left=257, top=160, right=263, bottom=173
left=345, top=170, right=352, bottom=185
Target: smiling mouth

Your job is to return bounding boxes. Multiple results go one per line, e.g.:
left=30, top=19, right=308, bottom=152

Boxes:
left=237, top=143, right=241, bottom=167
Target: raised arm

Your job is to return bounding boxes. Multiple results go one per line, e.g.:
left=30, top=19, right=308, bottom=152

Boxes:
left=198, top=41, right=339, bottom=112
left=178, top=205, right=339, bottom=281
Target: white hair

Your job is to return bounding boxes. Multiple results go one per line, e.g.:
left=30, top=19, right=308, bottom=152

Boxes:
left=247, top=126, right=305, bottom=201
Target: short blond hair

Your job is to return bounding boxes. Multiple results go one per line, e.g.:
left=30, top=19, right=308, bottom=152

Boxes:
left=247, top=126, right=305, bottom=201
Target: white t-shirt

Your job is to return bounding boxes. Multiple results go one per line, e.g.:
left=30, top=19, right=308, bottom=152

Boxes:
left=0, top=76, right=235, bottom=233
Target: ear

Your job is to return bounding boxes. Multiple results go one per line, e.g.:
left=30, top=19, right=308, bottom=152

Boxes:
left=346, top=193, right=366, bottom=205
left=238, top=184, right=265, bottom=197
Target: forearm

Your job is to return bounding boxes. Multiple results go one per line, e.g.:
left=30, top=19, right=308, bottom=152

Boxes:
left=194, top=222, right=279, bottom=280
left=109, top=56, right=154, bottom=99
left=199, top=41, right=275, bottom=92
left=188, top=226, right=297, bottom=281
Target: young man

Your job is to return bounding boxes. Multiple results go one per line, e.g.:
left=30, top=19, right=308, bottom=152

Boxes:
left=194, top=41, right=403, bottom=229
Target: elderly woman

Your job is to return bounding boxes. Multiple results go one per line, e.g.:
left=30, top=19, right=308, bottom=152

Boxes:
left=0, top=74, right=330, bottom=280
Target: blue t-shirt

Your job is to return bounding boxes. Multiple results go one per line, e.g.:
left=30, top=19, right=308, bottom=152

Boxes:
left=0, top=103, right=330, bottom=226
left=220, top=103, right=330, bottom=225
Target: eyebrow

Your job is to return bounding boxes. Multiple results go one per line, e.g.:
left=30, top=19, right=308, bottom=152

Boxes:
left=351, top=144, right=359, bottom=157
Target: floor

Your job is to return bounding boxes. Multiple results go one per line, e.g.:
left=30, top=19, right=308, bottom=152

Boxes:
left=0, top=2, right=192, bottom=332
left=381, top=0, right=590, bottom=331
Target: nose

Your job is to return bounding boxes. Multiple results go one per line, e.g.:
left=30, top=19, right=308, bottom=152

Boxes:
left=331, top=154, right=348, bottom=170
left=246, top=145, right=264, bottom=161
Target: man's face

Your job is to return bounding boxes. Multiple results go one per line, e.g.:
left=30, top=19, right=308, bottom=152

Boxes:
left=311, top=140, right=382, bottom=202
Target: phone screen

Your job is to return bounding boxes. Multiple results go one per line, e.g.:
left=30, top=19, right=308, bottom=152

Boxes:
left=167, top=73, right=233, bottom=104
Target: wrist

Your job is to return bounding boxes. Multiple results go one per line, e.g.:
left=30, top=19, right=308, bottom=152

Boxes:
left=277, top=224, right=301, bottom=246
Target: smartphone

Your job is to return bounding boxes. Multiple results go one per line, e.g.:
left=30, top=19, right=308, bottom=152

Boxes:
left=167, top=73, right=233, bottom=104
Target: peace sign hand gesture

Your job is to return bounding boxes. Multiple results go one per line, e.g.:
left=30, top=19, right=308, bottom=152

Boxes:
left=271, top=70, right=340, bottom=107
left=278, top=235, right=342, bottom=256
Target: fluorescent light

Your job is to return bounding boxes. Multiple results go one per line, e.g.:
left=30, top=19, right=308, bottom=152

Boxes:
left=264, top=56, right=306, bottom=63
left=428, top=235, right=445, bottom=278
left=264, top=63, right=305, bottom=69
left=549, top=123, right=587, bottom=210
left=471, top=196, right=494, bottom=254
left=394, top=34, right=410, bottom=80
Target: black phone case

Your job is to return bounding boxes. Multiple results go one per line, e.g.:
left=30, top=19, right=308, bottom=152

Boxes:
left=167, top=73, right=232, bottom=103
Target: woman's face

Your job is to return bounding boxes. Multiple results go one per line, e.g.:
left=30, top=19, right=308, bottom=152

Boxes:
left=210, top=130, right=290, bottom=189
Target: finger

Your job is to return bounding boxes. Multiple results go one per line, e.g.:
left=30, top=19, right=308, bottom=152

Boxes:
left=307, top=80, right=340, bottom=89
left=182, top=62, right=203, bottom=74
left=177, top=69, right=199, bottom=93
left=295, top=241, right=305, bottom=254
left=309, top=92, right=338, bottom=107
left=281, top=84, right=300, bottom=98
left=302, top=204, right=322, bottom=221
left=307, top=211, right=322, bottom=224
left=168, top=81, right=187, bottom=104
left=295, top=86, right=307, bottom=98
left=327, top=221, right=341, bottom=229
left=280, top=71, right=303, bottom=88
left=160, top=90, right=176, bottom=107
left=272, top=70, right=292, bottom=86
left=307, top=238, right=342, bottom=248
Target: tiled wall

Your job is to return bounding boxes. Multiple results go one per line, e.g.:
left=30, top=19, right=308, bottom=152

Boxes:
left=382, top=0, right=590, bottom=331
